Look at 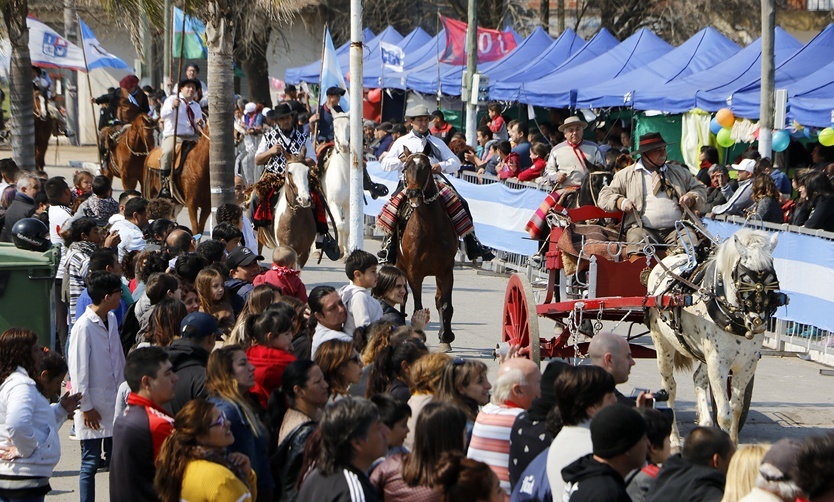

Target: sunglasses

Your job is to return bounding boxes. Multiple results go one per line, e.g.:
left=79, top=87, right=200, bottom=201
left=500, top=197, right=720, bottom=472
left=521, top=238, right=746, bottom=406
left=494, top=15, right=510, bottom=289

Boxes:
left=209, top=412, right=227, bottom=428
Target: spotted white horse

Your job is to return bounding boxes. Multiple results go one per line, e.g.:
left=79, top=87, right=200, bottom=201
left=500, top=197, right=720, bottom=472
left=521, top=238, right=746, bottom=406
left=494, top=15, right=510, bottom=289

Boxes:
left=646, top=228, right=787, bottom=445
left=322, top=111, right=351, bottom=258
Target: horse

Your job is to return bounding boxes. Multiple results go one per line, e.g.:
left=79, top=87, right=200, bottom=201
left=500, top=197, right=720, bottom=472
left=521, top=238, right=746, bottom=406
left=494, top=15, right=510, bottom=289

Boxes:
left=398, top=147, right=458, bottom=350
left=143, top=129, right=211, bottom=234
left=321, top=111, right=351, bottom=257
left=33, top=91, right=54, bottom=170
left=105, top=114, right=157, bottom=192
left=646, top=228, right=784, bottom=445
left=271, top=153, right=317, bottom=268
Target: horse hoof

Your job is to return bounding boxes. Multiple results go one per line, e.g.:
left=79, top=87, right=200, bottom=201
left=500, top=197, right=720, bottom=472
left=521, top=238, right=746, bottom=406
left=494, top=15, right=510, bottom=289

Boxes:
left=438, top=342, right=453, bottom=353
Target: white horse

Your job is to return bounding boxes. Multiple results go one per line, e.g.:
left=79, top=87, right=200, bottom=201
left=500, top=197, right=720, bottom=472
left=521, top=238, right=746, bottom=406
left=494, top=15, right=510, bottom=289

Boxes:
left=646, top=228, right=783, bottom=445
left=271, top=155, right=316, bottom=268
left=322, top=111, right=351, bottom=258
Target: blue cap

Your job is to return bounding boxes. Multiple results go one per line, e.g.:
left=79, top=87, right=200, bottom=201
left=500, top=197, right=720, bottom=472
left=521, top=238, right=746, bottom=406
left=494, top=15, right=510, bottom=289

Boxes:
left=180, top=312, right=222, bottom=339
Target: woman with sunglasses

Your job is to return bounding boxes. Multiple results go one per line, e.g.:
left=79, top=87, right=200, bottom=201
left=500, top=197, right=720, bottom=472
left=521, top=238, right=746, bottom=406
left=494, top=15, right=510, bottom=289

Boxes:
left=206, top=345, right=273, bottom=502
left=154, top=399, right=256, bottom=502
left=313, top=339, right=363, bottom=403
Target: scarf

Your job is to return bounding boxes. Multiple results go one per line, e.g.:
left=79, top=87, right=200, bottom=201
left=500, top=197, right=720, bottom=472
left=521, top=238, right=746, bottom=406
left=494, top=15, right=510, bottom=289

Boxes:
left=191, top=445, right=251, bottom=489
left=567, top=140, right=588, bottom=171
left=263, top=126, right=308, bottom=174
left=68, top=240, right=99, bottom=257
left=412, top=130, right=443, bottom=162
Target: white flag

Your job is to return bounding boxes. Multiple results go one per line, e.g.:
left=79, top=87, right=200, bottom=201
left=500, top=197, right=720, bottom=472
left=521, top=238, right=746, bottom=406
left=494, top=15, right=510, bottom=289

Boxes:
left=320, top=27, right=349, bottom=111
left=26, top=16, right=86, bottom=71
left=380, top=41, right=404, bottom=72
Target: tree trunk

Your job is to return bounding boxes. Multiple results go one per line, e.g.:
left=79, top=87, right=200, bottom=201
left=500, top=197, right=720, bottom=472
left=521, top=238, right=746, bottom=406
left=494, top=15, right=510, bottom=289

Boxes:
left=205, top=5, right=236, bottom=208
left=4, top=0, right=36, bottom=171
left=238, top=27, right=272, bottom=105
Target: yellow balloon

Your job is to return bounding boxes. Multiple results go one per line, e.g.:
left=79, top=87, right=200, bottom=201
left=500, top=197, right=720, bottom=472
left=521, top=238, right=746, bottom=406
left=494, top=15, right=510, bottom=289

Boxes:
left=820, top=127, right=834, bottom=147
left=716, top=108, right=735, bottom=129
left=716, top=127, right=734, bottom=148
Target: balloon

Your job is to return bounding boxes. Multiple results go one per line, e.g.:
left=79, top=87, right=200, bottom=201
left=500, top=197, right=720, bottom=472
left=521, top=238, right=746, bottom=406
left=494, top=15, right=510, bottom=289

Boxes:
left=709, top=117, right=722, bottom=135
left=368, top=88, right=382, bottom=104
left=772, top=129, right=790, bottom=152
left=820, top=127, right=834, bottom=147
left=716, top=108, right=736, bottom=128
left=716, top=127, right=734, bottom=148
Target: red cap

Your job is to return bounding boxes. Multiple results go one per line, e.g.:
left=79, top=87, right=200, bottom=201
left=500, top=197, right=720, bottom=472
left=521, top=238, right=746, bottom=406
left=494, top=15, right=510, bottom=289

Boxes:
left=119, top=75, right=139, bottom=89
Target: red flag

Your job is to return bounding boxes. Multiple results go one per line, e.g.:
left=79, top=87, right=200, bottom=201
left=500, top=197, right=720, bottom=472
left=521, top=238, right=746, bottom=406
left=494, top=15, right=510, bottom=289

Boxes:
left=439, top=16, right=517, bottom=65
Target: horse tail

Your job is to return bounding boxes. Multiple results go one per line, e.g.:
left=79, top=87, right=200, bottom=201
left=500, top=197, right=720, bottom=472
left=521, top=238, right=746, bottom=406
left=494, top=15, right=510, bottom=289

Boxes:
left=673, top=351, right=695, bottom=372
left=257, top=226, right=278, bottom=249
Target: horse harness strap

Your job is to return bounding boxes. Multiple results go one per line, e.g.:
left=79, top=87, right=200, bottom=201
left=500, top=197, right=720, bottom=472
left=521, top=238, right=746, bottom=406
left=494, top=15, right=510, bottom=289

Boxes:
left=706, top=263, right=785, bottom=339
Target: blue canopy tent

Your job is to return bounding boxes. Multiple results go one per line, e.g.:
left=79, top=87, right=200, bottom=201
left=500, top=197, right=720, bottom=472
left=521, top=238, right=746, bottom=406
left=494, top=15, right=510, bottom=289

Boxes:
left=633, top=28, right=802, bottom=113
left=786, top=52, right=834, bottom=127
left=518, top=28, right=673, bottom=108
left=489, top=29, right=611, bottom=101
left=361, top=27, right=432, bottom=88
left=729, top=24, right=834, bottom=119
left=408, top=26, right=554, bottom=96
left=574, top=27, right=739, bottom=109
left=285, top=27, right=374, bottom=84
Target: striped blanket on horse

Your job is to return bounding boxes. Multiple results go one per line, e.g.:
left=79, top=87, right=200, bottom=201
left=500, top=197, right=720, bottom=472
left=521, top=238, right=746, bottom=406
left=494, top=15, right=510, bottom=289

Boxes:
left=525, top=187, right=581, bottom=239
left=377, top=184, right=473, bottom=237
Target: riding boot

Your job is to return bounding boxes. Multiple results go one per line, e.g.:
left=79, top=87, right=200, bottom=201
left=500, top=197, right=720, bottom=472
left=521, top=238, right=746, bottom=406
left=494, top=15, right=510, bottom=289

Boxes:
left=464, top=234, right=495, bottom=262
left=377, top=233, right=397, bottom=265
left=159, top=169, right=172, bottom=199
left=363, top=165, right=389, bottom=199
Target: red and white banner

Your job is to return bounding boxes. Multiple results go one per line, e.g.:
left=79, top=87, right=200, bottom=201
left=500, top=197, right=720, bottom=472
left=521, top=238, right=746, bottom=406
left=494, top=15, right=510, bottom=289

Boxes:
left=439, top=16, right=516, bottom=65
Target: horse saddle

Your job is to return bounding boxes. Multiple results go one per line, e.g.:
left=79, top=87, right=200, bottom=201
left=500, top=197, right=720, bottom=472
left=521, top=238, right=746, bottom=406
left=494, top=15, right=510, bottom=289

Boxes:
left=146, top=140, right=197, bottom=175
left=557, top=222, right=625, bottom=276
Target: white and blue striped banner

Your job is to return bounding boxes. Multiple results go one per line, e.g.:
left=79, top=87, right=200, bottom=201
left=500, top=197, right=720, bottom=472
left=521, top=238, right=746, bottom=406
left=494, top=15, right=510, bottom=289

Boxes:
left=320, top=27, right=349, bottom=111
left=705, top=220, right=834, bottom=332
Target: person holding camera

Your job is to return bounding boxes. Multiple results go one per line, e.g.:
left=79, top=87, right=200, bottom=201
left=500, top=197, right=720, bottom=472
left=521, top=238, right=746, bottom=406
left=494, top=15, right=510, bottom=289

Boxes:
left=588, top=332, right=656, bottom=408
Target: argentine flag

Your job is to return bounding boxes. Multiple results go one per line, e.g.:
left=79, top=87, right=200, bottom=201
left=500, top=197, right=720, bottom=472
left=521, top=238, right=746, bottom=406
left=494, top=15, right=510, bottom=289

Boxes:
left=79, top=18, right=132, bottom=71
left=319, top=27, right=348, bottom=111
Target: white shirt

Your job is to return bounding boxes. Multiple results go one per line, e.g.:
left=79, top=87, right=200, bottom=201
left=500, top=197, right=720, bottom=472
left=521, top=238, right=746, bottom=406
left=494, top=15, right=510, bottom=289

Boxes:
left=111, top=218, right=146, bottom=261
left=173, top=80, right=208, bottom=108
left=380, top=130, right=461, bottom=174
left=339, top=284, right=384, bottom=336
left=48, top=205, right=72, bottom=280
left=67, top=307, right=126, bottom=440
left=311, top=324, right=352, bottom=360
left=635, top=162, right=682, bottom=229
left=160, top=94, right=203, bottom=138
left=546, top=423, right=592, bottom=499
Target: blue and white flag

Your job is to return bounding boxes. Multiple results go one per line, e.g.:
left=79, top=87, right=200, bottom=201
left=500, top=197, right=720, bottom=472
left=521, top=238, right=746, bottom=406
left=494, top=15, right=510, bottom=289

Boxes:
left=319, top=27, right=348, bottom=111
left=79, top=18, right=132, bottom=71
left=380, top=41, right=404, bottom=72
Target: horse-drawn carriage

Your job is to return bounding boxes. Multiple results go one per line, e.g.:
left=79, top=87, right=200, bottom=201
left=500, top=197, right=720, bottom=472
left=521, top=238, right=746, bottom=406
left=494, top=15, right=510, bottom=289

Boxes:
left=502, top=203, right=787, bottom=444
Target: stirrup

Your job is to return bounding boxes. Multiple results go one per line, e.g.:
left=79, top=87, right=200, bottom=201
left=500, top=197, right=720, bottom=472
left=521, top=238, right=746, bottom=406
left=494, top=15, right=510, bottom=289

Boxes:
left=158, top=178, right=172, bottom=199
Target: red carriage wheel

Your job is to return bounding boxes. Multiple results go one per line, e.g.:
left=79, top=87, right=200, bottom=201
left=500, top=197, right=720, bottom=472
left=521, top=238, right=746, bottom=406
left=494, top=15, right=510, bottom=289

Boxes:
left=502, top=274, right=541, bottom=366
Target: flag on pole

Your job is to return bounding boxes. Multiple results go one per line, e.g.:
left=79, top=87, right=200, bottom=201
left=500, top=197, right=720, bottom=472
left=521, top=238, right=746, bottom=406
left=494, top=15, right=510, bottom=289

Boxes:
left=319, top=27, right=348, bottom=112
left=26, top=16, right=86, bottom=71
left=173, top=7, right=208, bottom=59
left=380, top=41, right=405, bottom=72
left=438, top=16, right=516, bottom=65
left=78, top=18, right=132, bottom=71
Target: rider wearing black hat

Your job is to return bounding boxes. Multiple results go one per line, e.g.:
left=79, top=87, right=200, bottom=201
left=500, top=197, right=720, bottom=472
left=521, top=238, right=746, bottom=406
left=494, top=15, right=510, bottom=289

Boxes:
left=158, top=78, right=203, bottom=198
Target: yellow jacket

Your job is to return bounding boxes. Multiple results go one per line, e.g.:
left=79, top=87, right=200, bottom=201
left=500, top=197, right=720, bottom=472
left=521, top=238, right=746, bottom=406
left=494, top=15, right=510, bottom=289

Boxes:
left=180, top=459, right=258, bottom=502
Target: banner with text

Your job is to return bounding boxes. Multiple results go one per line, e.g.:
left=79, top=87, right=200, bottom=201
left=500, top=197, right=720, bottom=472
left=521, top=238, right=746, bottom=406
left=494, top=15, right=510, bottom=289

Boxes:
left=439, top=16, right=517, bottom=65
left=380, top=41, right=405, bottom=72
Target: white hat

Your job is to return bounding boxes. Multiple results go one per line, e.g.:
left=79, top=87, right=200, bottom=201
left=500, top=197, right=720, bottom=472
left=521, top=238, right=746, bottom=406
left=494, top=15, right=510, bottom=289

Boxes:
left=731, top=158, right=756, bottom=174
left=261, top=107, right=272, bottom=118
left=244, top=102, right=257, bottom=114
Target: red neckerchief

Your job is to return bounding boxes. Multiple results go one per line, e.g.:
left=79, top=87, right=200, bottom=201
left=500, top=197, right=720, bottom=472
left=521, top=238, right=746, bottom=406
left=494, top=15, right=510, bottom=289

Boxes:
left=271, top=265, right=300, bottom=277
left=126, top=392, right=172, bottom=417
left=504, top=399, right=525, bottom=409
left=568, top=140, right=588, bottom=171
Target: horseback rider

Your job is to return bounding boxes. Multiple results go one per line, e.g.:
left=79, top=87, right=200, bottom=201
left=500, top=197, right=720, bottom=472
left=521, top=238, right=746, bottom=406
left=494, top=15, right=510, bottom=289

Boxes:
left=32, top=65, right=73, bottom=137
left=597, top=132, right=707, bottom=257
left=91, top=75, right=151, bottom=172
left=159, top=79, right=203, bottom=199
left=310, top=86, right=388, bottom=199
left=377, top=104, right=495, bottom=264
left=253, top=102, right=339, bottom=259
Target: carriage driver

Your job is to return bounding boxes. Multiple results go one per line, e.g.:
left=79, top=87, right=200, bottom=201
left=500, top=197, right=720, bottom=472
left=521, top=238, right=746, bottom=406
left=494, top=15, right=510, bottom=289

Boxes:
left=158, top=78, right=203, bottom=199
left=254, top=102, right=339, bottom=259
left=378, top=104, right=494, bottom=264
left=597, top=132, right=707, bottom=257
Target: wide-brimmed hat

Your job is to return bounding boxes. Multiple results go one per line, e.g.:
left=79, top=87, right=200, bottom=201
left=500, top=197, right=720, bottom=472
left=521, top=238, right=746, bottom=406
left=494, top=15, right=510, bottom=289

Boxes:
left=558, top=116, right=588, bottom=132
left=178, top=78, right=201, bottom=91
left=632, top=132, right=670, bottom=155
left=268, top=102, right=295, bottom=120
left=405, top=104, right=431, bottom=118
left=326, top=86, right=346, bottom=96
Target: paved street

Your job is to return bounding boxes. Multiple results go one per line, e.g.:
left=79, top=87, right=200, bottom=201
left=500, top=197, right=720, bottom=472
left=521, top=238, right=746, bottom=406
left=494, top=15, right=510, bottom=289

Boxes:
left=14, top=146, right=834, bottom=500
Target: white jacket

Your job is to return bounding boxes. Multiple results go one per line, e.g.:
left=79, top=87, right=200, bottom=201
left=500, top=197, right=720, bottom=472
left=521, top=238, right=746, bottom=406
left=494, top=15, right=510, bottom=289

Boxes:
left=68, top=307, right=126, bottom=440
left=339, top=284, right=384, bottom=337
left=0, top=368, right=68, bottom=477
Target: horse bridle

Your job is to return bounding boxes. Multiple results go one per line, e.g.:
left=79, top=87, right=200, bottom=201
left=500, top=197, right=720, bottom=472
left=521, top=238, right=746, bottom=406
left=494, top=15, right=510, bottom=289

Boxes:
left=706, top=261, right=787, bottom=339
left=123, top=116, right=157, bottom=157
left=404, top=153, right=441, bottom=204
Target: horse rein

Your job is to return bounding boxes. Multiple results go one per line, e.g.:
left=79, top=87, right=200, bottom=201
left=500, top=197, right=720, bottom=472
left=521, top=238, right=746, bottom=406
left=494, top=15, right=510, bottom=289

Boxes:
left=403, top=153, right=441, bottom=204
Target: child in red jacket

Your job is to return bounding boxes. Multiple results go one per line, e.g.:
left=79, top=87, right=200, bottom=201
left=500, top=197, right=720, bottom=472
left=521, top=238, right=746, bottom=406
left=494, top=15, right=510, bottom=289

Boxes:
left=497, top=141, right=521, bottom=180
left=253, top=246, right=308, bottom=302
left=245, top=310, right=296, bottom=408
left=518, top=142, right=549, bottom=182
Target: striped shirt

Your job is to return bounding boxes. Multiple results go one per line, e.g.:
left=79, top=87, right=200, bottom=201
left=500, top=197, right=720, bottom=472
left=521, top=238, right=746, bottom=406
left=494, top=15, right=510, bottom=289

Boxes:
left=467, top=403, right=525, bottom=497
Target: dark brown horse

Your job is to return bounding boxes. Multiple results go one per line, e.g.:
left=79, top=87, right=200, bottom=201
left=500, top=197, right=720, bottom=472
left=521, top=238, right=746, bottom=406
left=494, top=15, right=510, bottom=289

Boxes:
left=105, top=114, right=156, bottom=192
left=33, top=91, right=54, bottom=170
left=398, top=147, right=458, bottom=350
left=143, top=130, right=211, bottom=234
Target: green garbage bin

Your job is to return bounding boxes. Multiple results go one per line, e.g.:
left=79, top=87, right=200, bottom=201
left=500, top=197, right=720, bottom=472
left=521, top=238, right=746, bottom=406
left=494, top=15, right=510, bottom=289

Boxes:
left=0, top=243, right=59, bottom=348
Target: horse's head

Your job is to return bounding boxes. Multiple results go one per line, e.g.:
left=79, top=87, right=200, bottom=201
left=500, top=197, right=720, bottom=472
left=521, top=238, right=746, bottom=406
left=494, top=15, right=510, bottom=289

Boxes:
left=285, top=149, right=312, bottom=208
left=332, top=112, right=350, bottom=153
left=402, top=146, right=434, bottom=208
left=716, top=229, right=782, bottom=337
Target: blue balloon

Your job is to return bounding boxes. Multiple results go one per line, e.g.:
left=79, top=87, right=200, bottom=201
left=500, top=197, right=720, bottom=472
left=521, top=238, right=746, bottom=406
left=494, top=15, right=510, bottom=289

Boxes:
left=709, top=117, right=722, bottom=135
left=772, top=129, right=790, bottom=152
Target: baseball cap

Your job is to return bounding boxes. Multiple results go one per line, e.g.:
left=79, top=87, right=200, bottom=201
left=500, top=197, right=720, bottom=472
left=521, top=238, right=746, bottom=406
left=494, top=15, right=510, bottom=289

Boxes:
left=227, top=246, right=263, bottom=270
left=326, top=86, right=346, bottom=96
left=731, top=158, right=756, bottom=174
left=180, top=312, right=222, bottom=339
left=590, top=404, right=647, bottom=459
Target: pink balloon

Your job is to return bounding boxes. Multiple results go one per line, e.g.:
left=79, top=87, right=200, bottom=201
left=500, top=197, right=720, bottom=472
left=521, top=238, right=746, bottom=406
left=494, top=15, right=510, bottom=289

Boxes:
left=368, top=88, right=382, bottom=103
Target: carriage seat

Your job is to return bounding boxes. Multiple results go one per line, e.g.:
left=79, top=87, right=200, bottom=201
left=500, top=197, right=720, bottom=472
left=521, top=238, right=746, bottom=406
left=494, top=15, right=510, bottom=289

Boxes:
left=145, top=140, right=198, bottom=174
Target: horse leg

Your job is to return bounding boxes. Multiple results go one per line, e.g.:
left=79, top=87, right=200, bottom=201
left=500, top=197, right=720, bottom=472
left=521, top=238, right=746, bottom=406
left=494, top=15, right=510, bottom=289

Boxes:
left=728, top=358, right=757, bottom=444
left=409, top=274, right=423, bottom=312
left=650, top=319, right=682, bottom=446
left=693, top=362, right=714, bottom=428
left=435, top=271, right=455, bottom=345
left=704, top=347, right=734, bottom=439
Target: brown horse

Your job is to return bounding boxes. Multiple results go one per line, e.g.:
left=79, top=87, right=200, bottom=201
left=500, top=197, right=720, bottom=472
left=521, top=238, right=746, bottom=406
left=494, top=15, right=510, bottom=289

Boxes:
left=105, top=114, right=157, bottom=191
left=143, top=130, right=211, bottom=234
left=272, top=153, right=317, bottom=268
left=398, top=147, right=458, bottom=350
left=33, top=91, right=54, bottom=170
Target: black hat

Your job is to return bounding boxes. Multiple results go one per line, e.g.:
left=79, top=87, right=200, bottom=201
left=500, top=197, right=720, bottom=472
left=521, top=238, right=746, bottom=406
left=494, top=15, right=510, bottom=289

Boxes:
left=326, top=86, right=346, bottom=96
left=268, top=102, right=295, bottom=120
left=227, top=246, right=263, bottom=271
left=590, top=404, right=647, bottom=459
left=760, top=438, right=803, bottom=482
left=178, top=78, right=201, bottom=91
left=632, top=132, right=671, bottom=155
left=180, top=312, right=222, bottom=339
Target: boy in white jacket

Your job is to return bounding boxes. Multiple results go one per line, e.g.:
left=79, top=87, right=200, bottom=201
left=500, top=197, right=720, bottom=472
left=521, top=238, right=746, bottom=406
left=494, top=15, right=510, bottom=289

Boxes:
left=339, top=249, right=383, bottom=336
